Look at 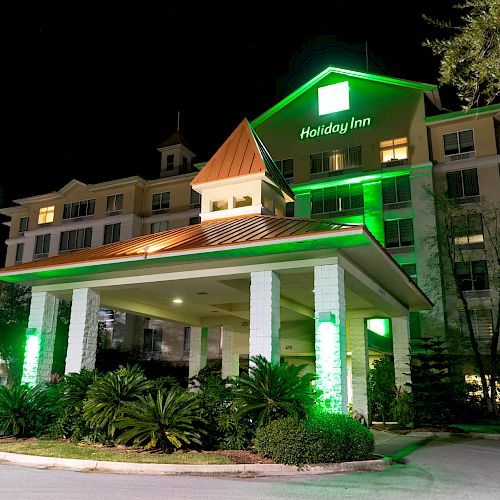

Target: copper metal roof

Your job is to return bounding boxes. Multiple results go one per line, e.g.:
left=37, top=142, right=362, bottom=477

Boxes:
left=0, top=215, right=355, bottom=275
left=191, top=119, right=294, bottom=199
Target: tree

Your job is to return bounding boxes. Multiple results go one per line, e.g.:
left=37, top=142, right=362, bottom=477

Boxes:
left=0, top=283, right=31, bottom=382
left=367, top=358, right=396, bottom=425
left=431, top=191, right=499, bottom=416
left=424, top=0, right=500, bottom=109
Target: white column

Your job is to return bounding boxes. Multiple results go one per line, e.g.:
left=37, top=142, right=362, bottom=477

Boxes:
left=188, top=326, right=208, bottom=378
left=249, top=271, right=280, bottom=365
left=314, top=264, right=347, bottom=414
left=221, top=328, right=239, bottom=379
left=65, top=288, right=100, bottom=374
left=392, top=316, right=412, bottom=391
left=22, top=291, right=59, bottom=385
left=350, top=317, right=369, bottom=419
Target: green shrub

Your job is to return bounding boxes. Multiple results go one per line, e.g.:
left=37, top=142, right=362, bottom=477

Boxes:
left=0, top=384, right=50, bottom=437
left=391, top=389, right=414, bottom=428
left=116, top=387, right=205, bottom=452
left=83, top=365, right=152, bottom=438
left=255, top=412, right=374, bottom=466
left=232, top=355, right=316, bottom=427
left=367, top=358, right=396, bottom=424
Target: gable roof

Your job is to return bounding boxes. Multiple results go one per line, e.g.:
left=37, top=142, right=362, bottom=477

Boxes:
left=251, top=66, right=437, bottom=128
left=191, top=119, right=294, bottom=199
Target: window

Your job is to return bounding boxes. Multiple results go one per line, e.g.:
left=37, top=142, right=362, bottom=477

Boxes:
left=189, top=216, right=201, bottom=225
left=459, top=309, right=493, bottom=340
left=143, top=328, right=162, bottom=352
left=181, top=156, right=188, bottom=172
left=19, top=217, right=29, bottom=232
left=15, top=243, right=24, bottom=264
left=59, top=228, right=92, bottom=251
left=183, top=326, right=191, bottom=355
left=382, top=176, right=411, bottom=204
left=452, top=214, right=484, bottom=245
left=384, top=219, right=414, bottom=248
left=444, top=130, right=475, bottom=156
left=401, top=263, right=417, bottom=280
left=106, top=194, right=123, bottom=213
left=63, top=199, right=95, bottom=219
left=234, top=195, right=252, bottom=208
left=285, top=202, right=294, bottom=217
left=211, top=200, right=228, bottom=211
left=380, top=137, right=408, bottom=163
left=166, top=154, right=174, bottom=171
left=190, top=189, right=201, bottom=207
left=150, top=221, right=168, bottom=233
left=446, top=169, right=479, bottom=199
left=103, top=223, right=121, bottom=244
left=34, top=234, right=51, bottom=257
left=310, top=146, right=362, bottom=174
left=311, top=184, right=364, bottom=214
left=38, top=206, right=54, bottom=224
left=276, top=159, right=294, bottom=179
left=455, top=260, right=489, bottom=291
left=152, top=192, right=170, bottom=211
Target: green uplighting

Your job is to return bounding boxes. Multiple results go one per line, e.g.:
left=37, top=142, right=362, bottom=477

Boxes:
left=366, top=318, right=390, bottom=337
left=292, top=164, right=432, bottom=193
left=251, top=66, right=436, bottom=128
left=21, top=328, right=41, bottom=386
left=362, top=180, right=385, bottom=246
left=424, top=103, right=500, bottom=123
left=315, top=316, right=346, bottom=413
left=318, top=81, right=350, bottom=115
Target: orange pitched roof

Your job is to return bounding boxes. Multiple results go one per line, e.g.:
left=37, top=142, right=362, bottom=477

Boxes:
left=191, top=119, right=294, bottom=199
left=0, top=215, right=355, bottom=276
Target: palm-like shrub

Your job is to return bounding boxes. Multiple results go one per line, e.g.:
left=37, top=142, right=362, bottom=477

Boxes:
left=232, top=355, right=316, bottom=427
left=0, top=384, right=48, bottom=437
left=116, top=387, right=206, bottom=452
left=83, top=365, right=152, bottom=438
left=60, top=369, right=100, bottom=408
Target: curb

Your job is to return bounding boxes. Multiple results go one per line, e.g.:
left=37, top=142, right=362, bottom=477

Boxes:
left=405, top=432, right=500, bottom=440
left=0, top=451, right=391, bottom=476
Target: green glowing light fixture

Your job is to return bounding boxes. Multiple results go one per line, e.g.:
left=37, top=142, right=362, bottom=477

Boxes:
left=367, top=318, right=391, bottom=337
left=318, top=81, right=349, bottom=115
left=21, top=328, right=41, bottom=386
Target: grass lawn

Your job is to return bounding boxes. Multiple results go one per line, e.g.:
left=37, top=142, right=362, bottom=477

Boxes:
left=0, top=440, right=232, bottom=465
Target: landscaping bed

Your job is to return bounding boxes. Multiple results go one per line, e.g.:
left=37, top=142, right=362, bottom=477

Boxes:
left=0, top=438, right=273, bottom=465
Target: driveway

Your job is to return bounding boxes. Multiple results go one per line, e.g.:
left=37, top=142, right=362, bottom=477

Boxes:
left=1, top=437, right=499, bottom=499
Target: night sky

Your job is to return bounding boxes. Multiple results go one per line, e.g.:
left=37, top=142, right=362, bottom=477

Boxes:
left=2, top=0, right=461, bottom=211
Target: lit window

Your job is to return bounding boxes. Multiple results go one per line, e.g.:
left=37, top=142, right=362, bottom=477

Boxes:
left=38, top=206, right=54, bottom=224
left=452, top=214, right=484, bottom=245
left=143, top=328, right=162, bottom=352
left=234, top=195, right=252, bottom=208
left=103, top=223, right=121, bottom=244
left=150, top=221, right=168, bottom=233
left=19, top=216, right=29, bottom=232
left=63, top=199, right=95, bottom=219
left=384, top=219, right=414, bottom=248
left=380, top=137, right=408, bottom=164
left=152, top=192, right=170, bottom=211
left=211, top=200, right=228, bottom=212
left=446, top=169, right=479, bottom=199
left=59, top=228, right=92, bottom=252
left=310, top=147, right=361, bottom=175
left=106, top=194, right=124, bottom=213
left=382, top=176, right=411, bottom=204
left=34, top=234, right=51, bottom=257
left=15, top=243, right=24, bottom=264
left=444, top=130, right=475, bottom=156
left=455, top=260, right=489, bottom=291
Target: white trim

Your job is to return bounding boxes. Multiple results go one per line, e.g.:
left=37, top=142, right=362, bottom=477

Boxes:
left=433, top=154, right=500, bottom=173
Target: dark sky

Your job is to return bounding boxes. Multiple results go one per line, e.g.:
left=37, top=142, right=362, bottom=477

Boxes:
left=2, top=0, right=461, bottom=209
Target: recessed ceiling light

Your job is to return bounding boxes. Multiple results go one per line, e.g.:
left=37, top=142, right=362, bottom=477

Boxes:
left=172, top=298, right=183, bottom=304
left=196, top=292, right=208, bottom=295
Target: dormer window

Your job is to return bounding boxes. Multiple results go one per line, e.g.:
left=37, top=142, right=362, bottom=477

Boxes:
left=234, top=195, right=252, bottom=208
left=211, top=200, right=228, bottom=212
left=38, top=206, right=54, bottom=224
